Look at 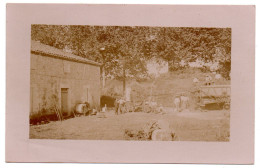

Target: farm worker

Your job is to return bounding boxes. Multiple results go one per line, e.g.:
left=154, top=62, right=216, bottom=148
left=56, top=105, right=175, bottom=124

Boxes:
left=174, top=95, right=181, bottom=112
left=180, top=94, right=189, bottom=110
left=118, top=97, right=126, bottom=114
left=114, top=98, right=119, bottom=115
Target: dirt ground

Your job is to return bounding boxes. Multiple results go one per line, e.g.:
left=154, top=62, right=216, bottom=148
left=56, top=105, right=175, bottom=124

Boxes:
left=30, top=108, right=230, bottom=141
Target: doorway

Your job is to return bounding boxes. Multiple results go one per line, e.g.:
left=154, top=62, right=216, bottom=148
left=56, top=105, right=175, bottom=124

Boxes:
left=61, top=88, right=69, bottom=115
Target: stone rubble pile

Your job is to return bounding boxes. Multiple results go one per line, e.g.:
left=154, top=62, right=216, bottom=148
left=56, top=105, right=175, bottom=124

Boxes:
left=124, top=120, right=177, bottom=141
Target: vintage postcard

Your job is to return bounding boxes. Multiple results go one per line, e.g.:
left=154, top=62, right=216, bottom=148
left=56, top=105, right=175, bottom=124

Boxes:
left=6, top=4, right=255, bottom=164
left=29, top=25, right=231, bottom=142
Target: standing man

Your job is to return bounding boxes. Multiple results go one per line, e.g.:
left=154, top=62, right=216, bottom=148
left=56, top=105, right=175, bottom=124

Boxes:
left=114, top=98, right=119, bottom=115
left=180, top=93, right=189, bottom=111
left=118, top=97, right=126, bottom=114
left=174, top=95, right=181, bottom=112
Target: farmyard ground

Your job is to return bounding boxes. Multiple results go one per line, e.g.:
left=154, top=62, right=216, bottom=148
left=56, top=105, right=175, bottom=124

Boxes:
left=30, top=109, right=230, bottom=141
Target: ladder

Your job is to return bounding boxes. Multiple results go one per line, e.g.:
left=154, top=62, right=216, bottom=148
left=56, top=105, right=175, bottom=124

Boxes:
left=54, top=106, right=63, bottom=121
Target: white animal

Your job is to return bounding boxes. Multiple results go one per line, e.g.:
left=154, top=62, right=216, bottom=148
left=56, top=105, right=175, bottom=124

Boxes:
left=102, top=104, right=107, bottom=112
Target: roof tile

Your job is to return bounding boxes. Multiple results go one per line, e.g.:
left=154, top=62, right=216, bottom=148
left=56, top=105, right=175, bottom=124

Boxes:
left=31, top=40, right=101, bottom=66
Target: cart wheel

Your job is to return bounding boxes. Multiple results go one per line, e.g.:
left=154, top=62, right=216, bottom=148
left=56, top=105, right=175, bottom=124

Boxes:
left=223, top=103, right=230, bottom=110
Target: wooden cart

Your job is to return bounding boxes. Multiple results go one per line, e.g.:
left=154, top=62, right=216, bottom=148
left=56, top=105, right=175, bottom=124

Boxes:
left=198, top=85, right=231, bottom=110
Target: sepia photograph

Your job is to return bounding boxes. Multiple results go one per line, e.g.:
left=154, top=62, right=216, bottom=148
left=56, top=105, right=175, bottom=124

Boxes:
left=29, top=25, right=231, bottom=141
left=5, top=4, right=255, bottom=164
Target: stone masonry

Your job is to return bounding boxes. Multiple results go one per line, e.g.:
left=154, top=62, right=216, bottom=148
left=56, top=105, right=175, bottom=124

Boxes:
left=30, top=40, right=101, bottom=116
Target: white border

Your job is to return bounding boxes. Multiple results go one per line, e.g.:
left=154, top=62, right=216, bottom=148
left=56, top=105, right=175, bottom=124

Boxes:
left=1, top=0, right=259, bottom=168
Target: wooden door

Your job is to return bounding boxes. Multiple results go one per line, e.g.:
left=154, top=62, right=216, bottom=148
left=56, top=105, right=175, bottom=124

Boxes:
left=61, top=88, right=69, bottom=114
left=30, top=87, right=33, bottom=114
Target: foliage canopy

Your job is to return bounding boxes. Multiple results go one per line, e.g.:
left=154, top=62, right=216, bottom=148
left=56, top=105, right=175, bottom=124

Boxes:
left=31, top=25, right=231, bottom=80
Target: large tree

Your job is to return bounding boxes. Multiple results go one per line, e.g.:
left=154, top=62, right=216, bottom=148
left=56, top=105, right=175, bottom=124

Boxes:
left=31, top=25, right=232, bottom=85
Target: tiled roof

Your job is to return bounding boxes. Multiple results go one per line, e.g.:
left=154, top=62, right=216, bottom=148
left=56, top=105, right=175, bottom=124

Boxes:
left=31, top=40, right=101, bottom=66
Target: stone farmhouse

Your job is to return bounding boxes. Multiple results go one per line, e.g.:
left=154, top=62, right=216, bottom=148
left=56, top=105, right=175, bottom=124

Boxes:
left=30, top=40, right=101, bottom=117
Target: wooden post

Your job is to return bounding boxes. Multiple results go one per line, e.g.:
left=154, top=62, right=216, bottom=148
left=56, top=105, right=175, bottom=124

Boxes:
left=100, top=47, right=106, bottom=89
left=102, top=65, right=106, bottom=89
left=123, top=65, right=126, bottom=98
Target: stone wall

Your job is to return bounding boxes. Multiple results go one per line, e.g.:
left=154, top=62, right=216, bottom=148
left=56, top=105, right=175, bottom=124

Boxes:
left=30, top=53, right=100, bottom=116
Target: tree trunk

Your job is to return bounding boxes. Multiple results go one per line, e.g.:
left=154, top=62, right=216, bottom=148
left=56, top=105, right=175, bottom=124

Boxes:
left=102, top=66, right=105, bottom=88
left=123, top=67, right=126, bottom=98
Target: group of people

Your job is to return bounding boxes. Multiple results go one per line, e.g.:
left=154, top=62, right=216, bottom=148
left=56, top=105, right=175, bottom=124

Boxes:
left=174, top=93, right=190, bottom=112
left=114, top=94, right=190, bottom=114
left=114, top=97, right=126, bottom=115
left=114, top=97, right=163, bottom=115
left=193, top=73, right=222, bottom=86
